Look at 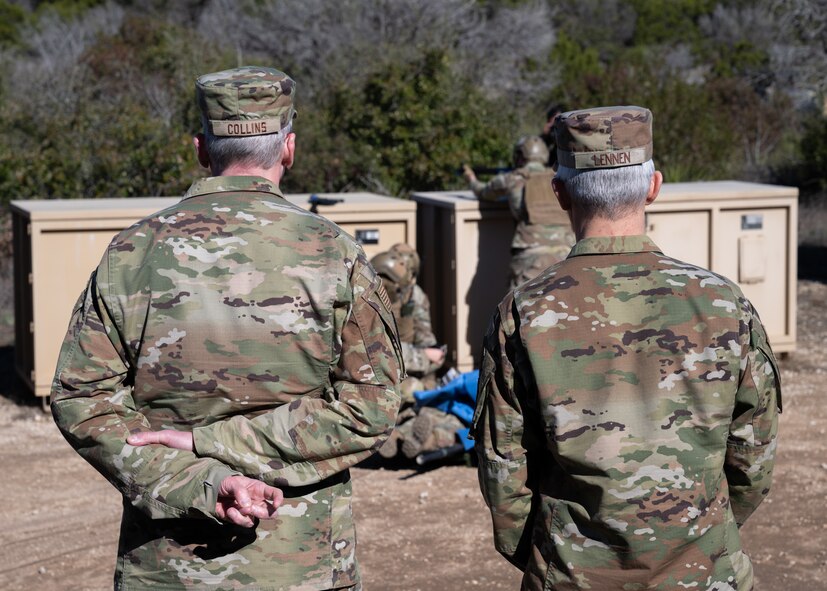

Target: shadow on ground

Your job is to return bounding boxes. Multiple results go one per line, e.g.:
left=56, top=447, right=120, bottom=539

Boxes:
left=357, top=449, right=474, bottom=475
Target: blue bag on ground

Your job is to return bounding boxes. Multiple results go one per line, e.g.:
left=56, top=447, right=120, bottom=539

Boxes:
left=413, top=370, right=479, bottom=426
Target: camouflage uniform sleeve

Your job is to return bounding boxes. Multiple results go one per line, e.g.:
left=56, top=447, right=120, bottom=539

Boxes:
left=51, top=267, right=239, bottom=523
left=192, top=255, right=404, bottom=488
left=470, top=172, right=519, bottom=202
left=472, top=297, right=541, bottom=570
left=725, top=299, right=782, bottom=526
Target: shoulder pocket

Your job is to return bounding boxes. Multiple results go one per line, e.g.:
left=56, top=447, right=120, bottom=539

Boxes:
left=360, top=281, right=405, bottom=375
left=470, top=348, right=495, bottom=436
left=750, top=315, right=782, bottom=414
left=758, top=344, right=782, bottom=414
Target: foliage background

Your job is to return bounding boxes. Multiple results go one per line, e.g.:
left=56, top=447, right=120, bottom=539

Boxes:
left=0, top=0, right=825, bottom=208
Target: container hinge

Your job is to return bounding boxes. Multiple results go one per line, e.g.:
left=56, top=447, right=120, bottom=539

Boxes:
left=30, top=370, right=36, bottom=383
left=29, top=321, right=34, bottom=333
left=451, top=304, right=457, bottom=317
left=27, top=223, right=31, bottom=236
left=28, top=272, right=33, bottom=285
left=451, top=259, right=456, bottom=270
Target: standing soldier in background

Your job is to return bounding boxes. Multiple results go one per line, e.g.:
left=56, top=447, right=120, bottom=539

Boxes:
left=473, top=106, right=781, bottom=590
left=51, top=66, right=403, bottom=590
left=463, top=136, right=575, bottom=290
left=539, top=102, right=567, bottom=169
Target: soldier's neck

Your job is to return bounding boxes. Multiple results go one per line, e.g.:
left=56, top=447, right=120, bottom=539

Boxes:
left=575, top=210, right=646, bottom=240
left=217, top=163, right=284, bottom=187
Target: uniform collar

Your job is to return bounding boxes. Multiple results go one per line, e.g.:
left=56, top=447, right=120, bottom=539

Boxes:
left=181, top=175, right=284, bottom=201
left=567, top=235, right=663, bottom=258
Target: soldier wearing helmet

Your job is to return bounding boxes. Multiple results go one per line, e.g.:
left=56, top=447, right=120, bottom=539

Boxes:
left=463, top=135, right=575, bottom=290
left=370, top=246, right=444, bottom=391
left=370, top=250, right=411, bottom=304
left=371, top=245, right=458, bottom=459
left=389, top=242, right=420, bottom=281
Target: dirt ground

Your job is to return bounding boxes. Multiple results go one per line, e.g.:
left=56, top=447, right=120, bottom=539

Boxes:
left=0, top=280, right=825, bottom=590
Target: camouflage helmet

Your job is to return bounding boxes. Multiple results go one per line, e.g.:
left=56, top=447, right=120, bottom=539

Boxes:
left=389, top=243, right=420, bottom=280
left=513, top=136, right=549, bottom=165
left=371, top=251, right=408, bottom=286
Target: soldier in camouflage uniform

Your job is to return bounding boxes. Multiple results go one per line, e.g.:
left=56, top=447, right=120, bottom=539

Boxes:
left=463, top=136, right=575, bottom=290
left=370, top=245, right=462, bottom=459
left=473, top=106, right=781, bottom=590
left=371, top=244, right=444, bottom=398
left=51, top=66, right=403, bottom=591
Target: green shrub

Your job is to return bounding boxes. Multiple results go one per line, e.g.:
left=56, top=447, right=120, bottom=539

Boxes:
left=285, top=50, right=517, bottom=196
left=0, top=1, right=26, bottom=47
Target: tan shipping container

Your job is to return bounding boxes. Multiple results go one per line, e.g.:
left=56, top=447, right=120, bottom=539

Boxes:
left=412, top=181, right=798, bottom=373
left=12, top=192, right=415, bottom=401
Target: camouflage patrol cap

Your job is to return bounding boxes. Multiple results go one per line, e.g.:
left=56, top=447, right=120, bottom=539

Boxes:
left=554, top=106, right=652, bottom=169
left=196, top=66, right=297, bottom=137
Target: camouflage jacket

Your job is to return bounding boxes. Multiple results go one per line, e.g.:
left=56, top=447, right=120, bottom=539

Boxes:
left=51, top=176, right=404, bottom=591
left=469, top=162, right=574, bottom=252
left=397, top=284, right=440, bottom=375
left=473, top=235, right=781, bottom=591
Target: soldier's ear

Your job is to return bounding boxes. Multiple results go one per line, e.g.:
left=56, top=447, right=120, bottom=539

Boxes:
left=645, top=170, right=663, bottom=205
left=281, top=132, right=296, bottom=170
left=193, top=134, right=211, bottom=170
left=552, top=178, right=572, bottom=211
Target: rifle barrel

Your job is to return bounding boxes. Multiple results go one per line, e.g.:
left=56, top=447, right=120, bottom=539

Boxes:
left=456, top=166, right=512, bottom=177
left=416, top=443, right=466, bottom=465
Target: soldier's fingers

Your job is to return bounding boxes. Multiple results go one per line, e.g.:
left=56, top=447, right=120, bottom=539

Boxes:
left=231, top=482, right=253, bottom=509
left=223, top=506, right=252, bottom=528
left=126, top=431, right=163, bottom=446
left=262, top=485, right=284, bottom=508
left=245, top=502, right=276, bottom=520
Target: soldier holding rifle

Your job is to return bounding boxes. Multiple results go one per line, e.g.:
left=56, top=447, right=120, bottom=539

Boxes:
left=464, top=136, right=575, bottom=290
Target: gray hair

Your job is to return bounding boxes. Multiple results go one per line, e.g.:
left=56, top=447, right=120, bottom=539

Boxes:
left=202, top=118, right=292, bottom=174
left=555, top=160, right=655, bottom=219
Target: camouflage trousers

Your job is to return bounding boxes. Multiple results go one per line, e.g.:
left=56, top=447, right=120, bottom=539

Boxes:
left=510, top=244, right=572, bottom=290
left=378, top=406, right=463, bottom=459
left=399, top=375, right=437, bottom=406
